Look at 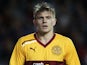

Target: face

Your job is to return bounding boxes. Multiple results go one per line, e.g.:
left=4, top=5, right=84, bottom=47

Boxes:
left=33, top=11, right=56, bottom=33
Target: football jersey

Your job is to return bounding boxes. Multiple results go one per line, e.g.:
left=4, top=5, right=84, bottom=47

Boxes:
left=9, top=33, right=81, bottom=65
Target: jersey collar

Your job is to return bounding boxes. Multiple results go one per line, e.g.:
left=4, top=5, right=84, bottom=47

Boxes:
left=34, top=33, right=56, bottom=47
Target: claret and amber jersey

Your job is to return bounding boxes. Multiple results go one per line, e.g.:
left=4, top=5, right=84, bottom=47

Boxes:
left=10, top=33, right=81, bottom=65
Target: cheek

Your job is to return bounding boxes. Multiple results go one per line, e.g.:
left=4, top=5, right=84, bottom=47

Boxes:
left=33, top=20, right=40, bottom=26
left=35, top=22, right=42, bottom=28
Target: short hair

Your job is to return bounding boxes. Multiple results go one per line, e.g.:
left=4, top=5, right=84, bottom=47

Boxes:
left=33, top=2, right=56, bottom=18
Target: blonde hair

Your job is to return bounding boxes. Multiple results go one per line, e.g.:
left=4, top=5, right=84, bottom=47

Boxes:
left=33, top=2, right=56, bottom=18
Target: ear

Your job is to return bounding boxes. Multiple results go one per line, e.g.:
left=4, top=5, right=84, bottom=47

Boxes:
left=53, top=18, right=57, bottom=26
left=33, top=19, right=36, bottom=25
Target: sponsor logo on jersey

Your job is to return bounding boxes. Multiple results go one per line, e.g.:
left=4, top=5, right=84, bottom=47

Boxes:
left=25, top=61, right=65, bottom=65
left=51, top=45, right=62, bottom=55
left=45, top=64, right=49, bottom=65
left=33, top=62, right=49, bottom=65
left=33, top=62, right=44, bottom=65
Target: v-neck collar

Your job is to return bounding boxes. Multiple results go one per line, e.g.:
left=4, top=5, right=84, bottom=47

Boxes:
left=34, top=33, right=56, bottom=47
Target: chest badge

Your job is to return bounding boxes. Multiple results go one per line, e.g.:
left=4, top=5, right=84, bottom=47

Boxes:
left=51, top=45, right=62, bottom=55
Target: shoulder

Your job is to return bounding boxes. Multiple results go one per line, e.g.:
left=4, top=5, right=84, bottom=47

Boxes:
left=55, top=33, right=70, bottom=40
left=55, top=33, right=73, bottom=43
left=17, top=33, right=35, bottom=45
left=21, top=33, right=35, bottom=40
left=55, top=33, right=75, bottom=49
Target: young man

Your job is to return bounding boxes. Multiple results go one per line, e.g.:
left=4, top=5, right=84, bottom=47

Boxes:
left=10, top=2, right=81, bottom=65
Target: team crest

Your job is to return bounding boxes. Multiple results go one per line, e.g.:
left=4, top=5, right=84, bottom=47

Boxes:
left=51, top=45, right=62, bottom=55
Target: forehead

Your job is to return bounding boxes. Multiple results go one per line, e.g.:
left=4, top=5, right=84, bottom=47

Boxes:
left=36, top=11, right=53, bottom=17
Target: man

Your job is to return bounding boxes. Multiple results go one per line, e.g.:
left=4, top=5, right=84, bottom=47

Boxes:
left=10, top=2, right=81, bottom=65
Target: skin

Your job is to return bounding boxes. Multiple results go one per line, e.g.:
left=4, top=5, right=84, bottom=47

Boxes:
left=33, top=11, right=56, bottom=44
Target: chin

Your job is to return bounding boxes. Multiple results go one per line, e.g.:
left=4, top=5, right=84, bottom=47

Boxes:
left=38, top=29, right=50, bottom=34
left=41, top=30, right=50, bottom=33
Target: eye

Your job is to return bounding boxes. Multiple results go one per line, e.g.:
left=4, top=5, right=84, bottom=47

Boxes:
left=36, top=16, right=43, bottom=20
left=46, top=16, right=51, bottom=19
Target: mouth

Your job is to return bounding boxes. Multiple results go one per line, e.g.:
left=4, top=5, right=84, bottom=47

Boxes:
left=42, top=25, right=48, bottom=27
left=41, top=25, right=48, bottom=29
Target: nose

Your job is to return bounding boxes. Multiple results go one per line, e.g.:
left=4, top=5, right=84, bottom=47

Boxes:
left=43, top=18, right=47, bottom=23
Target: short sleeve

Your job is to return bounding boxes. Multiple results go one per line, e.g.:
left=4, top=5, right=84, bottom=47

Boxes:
left=65, top=38, right=81, bottom=65
left=9, top=38, right=25, bottom=65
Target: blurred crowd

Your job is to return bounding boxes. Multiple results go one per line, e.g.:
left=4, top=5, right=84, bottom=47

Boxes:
left=0, top=0, right=87, bottom=65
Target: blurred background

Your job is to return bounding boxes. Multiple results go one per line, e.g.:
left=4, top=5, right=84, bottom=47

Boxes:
left=0, top=0, right=87, bottom=65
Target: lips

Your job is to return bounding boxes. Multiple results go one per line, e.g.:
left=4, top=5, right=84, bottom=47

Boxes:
left=42, top=25, right=48, bottom=27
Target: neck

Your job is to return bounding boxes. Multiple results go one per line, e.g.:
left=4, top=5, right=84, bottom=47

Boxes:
left=36, top=30, right=54, bottom=45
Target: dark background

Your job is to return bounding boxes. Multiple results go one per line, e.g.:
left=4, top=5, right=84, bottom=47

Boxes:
left=0, top=0, right=87, bottom=65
